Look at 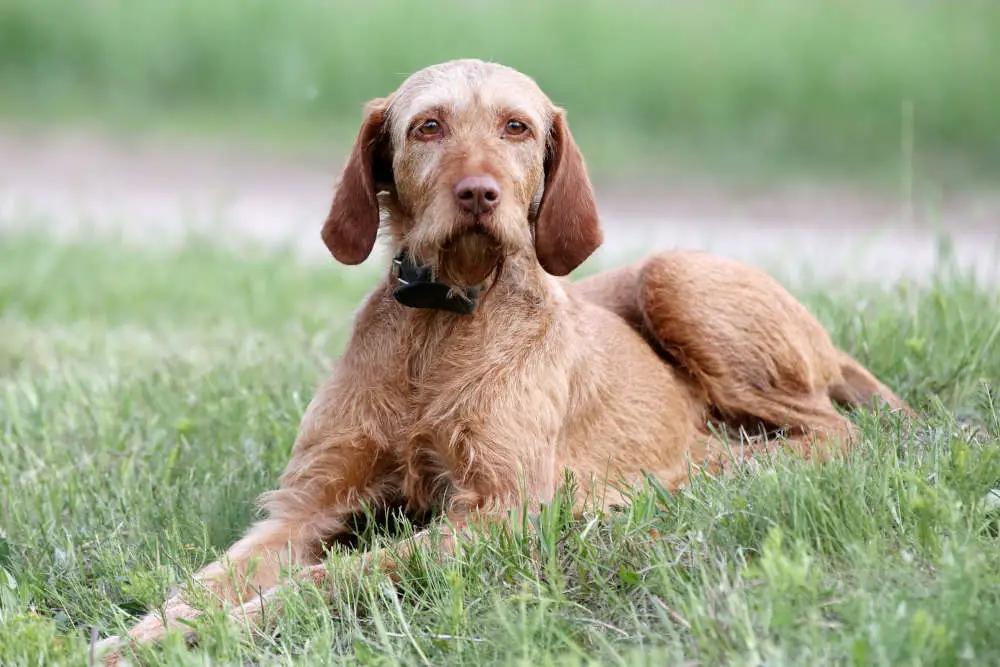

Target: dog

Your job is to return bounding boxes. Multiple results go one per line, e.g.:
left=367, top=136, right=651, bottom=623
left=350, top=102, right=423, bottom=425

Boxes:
left=97, top=58, right=911, bottom=662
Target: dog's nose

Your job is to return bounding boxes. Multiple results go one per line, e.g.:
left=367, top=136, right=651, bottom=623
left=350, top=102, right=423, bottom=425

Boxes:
left=453, top=175, right=501, bottom=215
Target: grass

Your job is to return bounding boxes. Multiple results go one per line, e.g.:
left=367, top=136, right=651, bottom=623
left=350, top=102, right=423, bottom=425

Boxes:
left=0, top=229, right=999, bottom=666
left=1, top=0, right=999, bottom=185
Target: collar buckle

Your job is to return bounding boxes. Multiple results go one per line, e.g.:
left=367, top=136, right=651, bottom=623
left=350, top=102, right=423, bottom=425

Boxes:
left=390, top=250, right=481, bottom=315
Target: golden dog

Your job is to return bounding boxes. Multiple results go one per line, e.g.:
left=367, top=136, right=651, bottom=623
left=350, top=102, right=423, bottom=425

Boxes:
left=98, top=58, right=911, bottom=662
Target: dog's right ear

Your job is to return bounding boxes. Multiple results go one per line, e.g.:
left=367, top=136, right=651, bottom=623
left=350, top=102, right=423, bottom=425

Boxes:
left=321, top=98, right=392, bottom=265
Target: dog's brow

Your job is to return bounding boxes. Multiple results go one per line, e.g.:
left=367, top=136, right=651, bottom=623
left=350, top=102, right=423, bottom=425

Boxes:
left=405, top=86, right=473, bottom=119
left=406, top=105, right=448, bottom=128
left=481, top=87, right=548, bottom=126
left=493, top=104, right=533, bottom=120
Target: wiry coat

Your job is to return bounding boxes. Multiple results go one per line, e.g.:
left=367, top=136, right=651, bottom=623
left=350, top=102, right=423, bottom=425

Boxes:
left=98, top=59, right=911, bottom=663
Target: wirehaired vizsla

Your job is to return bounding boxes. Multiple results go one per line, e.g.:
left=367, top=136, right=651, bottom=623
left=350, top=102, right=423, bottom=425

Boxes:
left=98, top=59, right=911, bottom=662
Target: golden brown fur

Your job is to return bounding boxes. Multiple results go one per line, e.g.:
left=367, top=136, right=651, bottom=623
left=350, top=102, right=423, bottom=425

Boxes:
left=97, top=59, right=912, bottom=662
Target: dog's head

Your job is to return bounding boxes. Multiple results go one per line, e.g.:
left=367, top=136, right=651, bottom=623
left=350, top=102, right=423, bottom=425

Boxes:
left=321, top=59, right=602, bottom=285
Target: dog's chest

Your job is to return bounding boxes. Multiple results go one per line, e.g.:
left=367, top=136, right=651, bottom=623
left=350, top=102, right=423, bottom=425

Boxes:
left=386, top=310, right=550, bottom=508
left=398, top=315, right=496, bottom=412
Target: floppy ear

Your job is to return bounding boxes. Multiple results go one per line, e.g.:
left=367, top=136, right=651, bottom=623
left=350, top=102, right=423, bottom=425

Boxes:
left=534, top=109, right=603, bottom=276
left=321, top=98, right=392, bottom=264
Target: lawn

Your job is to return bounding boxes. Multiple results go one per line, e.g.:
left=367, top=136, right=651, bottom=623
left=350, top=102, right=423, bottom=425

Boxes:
left=2, top=0, right=998, bottom=185
left=0, top=230, right=999, bottom=666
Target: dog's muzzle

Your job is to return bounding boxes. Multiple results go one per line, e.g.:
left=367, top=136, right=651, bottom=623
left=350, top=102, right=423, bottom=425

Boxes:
left=390, top=251, right=482, bottom=315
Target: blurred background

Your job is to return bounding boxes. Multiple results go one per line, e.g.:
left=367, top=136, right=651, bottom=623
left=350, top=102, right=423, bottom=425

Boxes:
left=1, top=0, right=998, bottom=282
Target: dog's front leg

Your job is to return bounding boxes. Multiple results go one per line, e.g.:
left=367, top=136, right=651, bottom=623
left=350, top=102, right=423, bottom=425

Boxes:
left=220, top=508, right=539, bottom=640
left=94, top=514, right=332, bottom=664
left=220, top=514, right=469, bottom=636
left=216, top=423, right=562, bottom=639
left=96, top=294, right=411, bottom=663
left=96, top=436, right=401, bottom=663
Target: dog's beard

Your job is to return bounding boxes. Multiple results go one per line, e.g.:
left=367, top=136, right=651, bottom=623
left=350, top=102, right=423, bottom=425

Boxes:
left=437, top=229, right=503, bottom=288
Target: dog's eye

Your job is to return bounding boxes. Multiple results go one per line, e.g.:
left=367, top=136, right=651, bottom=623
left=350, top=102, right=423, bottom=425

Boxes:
left=415, top=119, right=442, bottom=137
left=504, top=119, right=529, bottom=137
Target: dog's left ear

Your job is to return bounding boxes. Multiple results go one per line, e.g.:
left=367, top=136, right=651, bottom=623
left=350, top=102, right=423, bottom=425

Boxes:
left=534, top=109, right=603, bottom=276
left=321, top=97, right=393, bottom=265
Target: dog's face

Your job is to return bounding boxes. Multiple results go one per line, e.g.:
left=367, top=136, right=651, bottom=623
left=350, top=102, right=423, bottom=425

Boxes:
left=385, top=62, right=551, bottom=286
left=322, top=59, right=602, bottom=282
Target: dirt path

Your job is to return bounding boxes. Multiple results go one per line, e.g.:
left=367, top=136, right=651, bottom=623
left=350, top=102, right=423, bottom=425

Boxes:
left=1, top=125, right=997, bottom=285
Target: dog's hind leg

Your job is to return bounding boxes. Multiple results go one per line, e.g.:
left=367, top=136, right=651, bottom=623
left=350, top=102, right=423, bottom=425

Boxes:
left=580, top=251, right=913, bottom=425
left=631, top=250, right=908, bottom=449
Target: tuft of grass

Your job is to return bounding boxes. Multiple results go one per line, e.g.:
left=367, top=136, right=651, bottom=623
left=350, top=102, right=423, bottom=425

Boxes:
left=0, top=0, right=998, bottom=184
left=0, top=230, right=998, bottom=666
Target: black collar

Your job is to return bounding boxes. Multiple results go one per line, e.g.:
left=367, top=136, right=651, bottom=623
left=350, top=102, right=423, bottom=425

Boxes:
left=390, top=251, right=482, bottom=315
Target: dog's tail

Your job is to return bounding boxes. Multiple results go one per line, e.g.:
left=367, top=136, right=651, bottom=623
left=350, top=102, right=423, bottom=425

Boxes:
left=829, top=350, right=916, bottom=418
